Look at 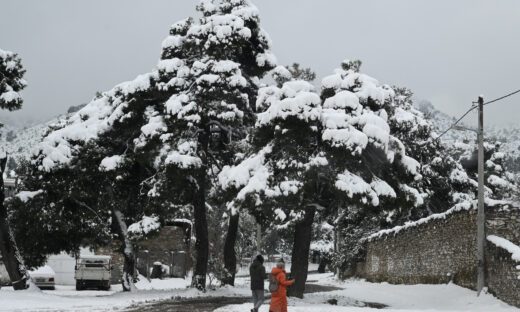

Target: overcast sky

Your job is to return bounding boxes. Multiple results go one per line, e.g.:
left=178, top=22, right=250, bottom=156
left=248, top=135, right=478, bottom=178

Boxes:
left=1, top=0, right=519, bottom=126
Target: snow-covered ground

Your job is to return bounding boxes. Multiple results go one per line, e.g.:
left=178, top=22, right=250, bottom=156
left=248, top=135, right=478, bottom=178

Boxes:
left=0, top=273, right=517, bottom=311
left=0, top=277, right=249, bottom=312
left=218, top=274, right=518, bottom=312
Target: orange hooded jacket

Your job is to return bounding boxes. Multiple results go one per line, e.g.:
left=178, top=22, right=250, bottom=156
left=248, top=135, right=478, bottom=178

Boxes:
left=269, top=267, right=293, bottom=312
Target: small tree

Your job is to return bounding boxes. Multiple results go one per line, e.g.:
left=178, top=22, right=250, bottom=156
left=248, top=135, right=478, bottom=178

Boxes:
left=0, top=48, right=29, bottom=290
left=310, top=221, right=334, bottom=273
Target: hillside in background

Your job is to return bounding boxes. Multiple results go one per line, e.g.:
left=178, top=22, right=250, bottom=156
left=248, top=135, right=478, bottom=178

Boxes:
left=416, top=100, right=520, bottom=172
left=0, top=115, right=65, bottom=174
left=0, top=101, right=519, bottom=174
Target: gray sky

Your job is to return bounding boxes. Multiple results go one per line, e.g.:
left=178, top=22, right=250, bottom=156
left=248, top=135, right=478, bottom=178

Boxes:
left=1, top=0, right=520, bottom=126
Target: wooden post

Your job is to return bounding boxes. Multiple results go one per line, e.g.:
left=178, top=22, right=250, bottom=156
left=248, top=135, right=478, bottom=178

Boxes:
left=477, top=96, right=486, bottom=295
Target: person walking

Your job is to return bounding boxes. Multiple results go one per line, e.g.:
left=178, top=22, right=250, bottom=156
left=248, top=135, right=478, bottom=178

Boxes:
left=269, top=260, right=293, bottom=312
left=250, top=254, right=266, bottom=312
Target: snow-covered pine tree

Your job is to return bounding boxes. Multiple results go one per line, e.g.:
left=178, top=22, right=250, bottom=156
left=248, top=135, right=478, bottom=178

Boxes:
left=455, top=141, right=517, bottom=201
left=388, top=87, right=473, bottom=220
left=13, top=0, right=274, bottom=291
left=19, top=71, right=175, bottom=291
left=320, top=60, right=425, bottom=274
left=219, top=67, right=328, bottom=298
left=137, top=0, right=276, bottom=289
left=0, top=49, right=26, bottom=112
left=0, top=48, right=29, bottom=290
left=482, top=143, right=517, bottom=200
left=8, top=158, right=110, bottom=269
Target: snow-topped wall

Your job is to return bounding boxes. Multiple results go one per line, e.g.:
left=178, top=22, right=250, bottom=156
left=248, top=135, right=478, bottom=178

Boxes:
left=352, top=204, right=520, bottom=308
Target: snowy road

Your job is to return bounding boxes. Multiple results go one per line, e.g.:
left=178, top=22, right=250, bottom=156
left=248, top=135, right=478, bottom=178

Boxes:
left=0, top=273, right=518, bottom=311
left=124, top=284, right=344, bottom=312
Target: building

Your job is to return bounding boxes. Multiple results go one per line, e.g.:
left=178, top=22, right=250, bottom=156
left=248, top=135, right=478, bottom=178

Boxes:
left=95, top=220, right=192, bottom=284
left=1, top=220, right=191, bottom=286
left=3, top=177, right=17, bottom=198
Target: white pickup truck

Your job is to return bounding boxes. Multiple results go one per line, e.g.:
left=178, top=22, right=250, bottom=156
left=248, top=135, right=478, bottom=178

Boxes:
left=74, top=255, right=111, bottom=291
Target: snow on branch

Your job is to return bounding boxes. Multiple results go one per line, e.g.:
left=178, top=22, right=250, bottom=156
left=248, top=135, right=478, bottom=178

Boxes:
left=335, top=169, right=378, bottom=206
left=34, top=72, right=157, bottom=171
left=218, top=144, right=272, bottom=200
left=99, top=155, right=124, bottom=172
left=15, top=190, right=43, bottom=203
left=127, top=216, right=161, bottom=241
left=256, top=80, right=321, bottom=126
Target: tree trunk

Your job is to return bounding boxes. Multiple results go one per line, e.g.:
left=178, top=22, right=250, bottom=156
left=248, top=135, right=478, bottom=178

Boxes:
left=222, top=212, right=239, bottom=286
left=191, top=170, right=209, bottom=290
left=112, top=209, right=137, bottom=292
left=318, top=255, right=329, bottom=273
left=288, top=206, right=316, bottom=298
left=0, top=156, right=28, bottom=290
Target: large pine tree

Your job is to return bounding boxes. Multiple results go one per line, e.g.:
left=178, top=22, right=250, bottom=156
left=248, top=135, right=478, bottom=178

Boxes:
left=0, top=48, right=29, bottom=290
left=219, top=70, right=327, bottom=297
left=17, top=0, right=276, bottom=291
left=136, top=0, right=276, bottom=289
left=20, top=72, right=171, bottom=291
left=319, top=60, right=425, bottom=276
left=388, top=87, right=474, bottom=220
left=221, top=60, right=428, bottom=297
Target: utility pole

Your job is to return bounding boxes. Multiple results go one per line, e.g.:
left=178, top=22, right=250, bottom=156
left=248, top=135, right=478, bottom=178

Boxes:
left=477, top=95, right=486, bottom=295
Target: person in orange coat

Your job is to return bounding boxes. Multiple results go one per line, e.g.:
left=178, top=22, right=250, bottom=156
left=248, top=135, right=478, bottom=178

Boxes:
left=269, top=260, right=294, bottom=312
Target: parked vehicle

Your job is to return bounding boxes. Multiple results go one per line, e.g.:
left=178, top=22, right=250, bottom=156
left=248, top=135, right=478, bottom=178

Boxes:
left=74, top=255, right=111, bottom=291
left=29, top=265, right=55, bottom=290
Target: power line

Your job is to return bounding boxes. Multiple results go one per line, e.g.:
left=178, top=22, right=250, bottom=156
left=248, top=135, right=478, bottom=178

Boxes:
left=483, top=88, right=520, bottom=106
left=435, top=104, right=477, bottom=140
left=436, top=87, right=520, bottom=140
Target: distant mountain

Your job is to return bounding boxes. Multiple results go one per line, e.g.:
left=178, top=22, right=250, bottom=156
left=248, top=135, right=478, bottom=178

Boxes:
left=0, top=108, right=73, bottom=174
left=0, top=117, right=62, bottom=172
left=1, top=101, right=519, bottom=174
left=416, top=100, right=520, bottom=172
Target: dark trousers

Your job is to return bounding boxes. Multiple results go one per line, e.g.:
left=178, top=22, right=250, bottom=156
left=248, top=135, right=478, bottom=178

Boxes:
left=252, top=289, right=264, bottom=310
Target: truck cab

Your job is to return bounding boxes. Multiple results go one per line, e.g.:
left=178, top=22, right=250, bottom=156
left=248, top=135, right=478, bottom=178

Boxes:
left=74, top=255, right=111, bottom=291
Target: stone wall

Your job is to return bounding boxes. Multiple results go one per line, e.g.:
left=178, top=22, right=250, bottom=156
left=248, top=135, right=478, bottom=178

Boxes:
left=136, top=224, right=190, bottom=278
left=354, top=205, right=520, bottom=307
left=486, top=241, right=520, bottom=307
